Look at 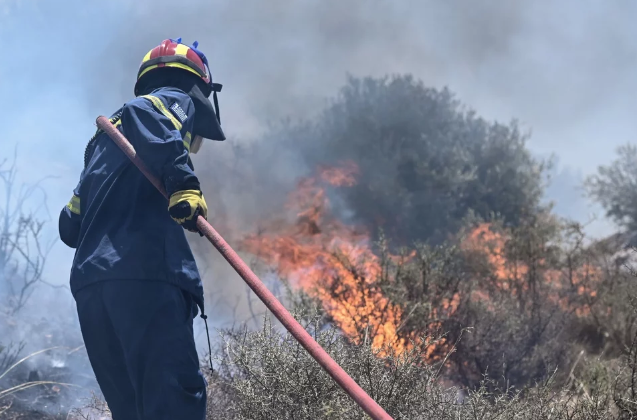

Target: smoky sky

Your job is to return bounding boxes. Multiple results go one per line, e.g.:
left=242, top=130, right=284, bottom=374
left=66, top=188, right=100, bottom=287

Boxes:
left=79, top=0, right=637, bottom=165
left=76, top=1, right=632, bottom=239
left=0, top=0, right=633, bottom=325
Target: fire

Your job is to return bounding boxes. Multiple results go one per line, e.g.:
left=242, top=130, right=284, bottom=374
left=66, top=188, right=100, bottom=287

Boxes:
left=241, top=167, right=600, bottom=362
left=462, top=223, right=600, bottom=317
left=241, top=162, right=599, bottom=362
left=317, top=161, right=359, bottom=187
left=463, top=223, right=528, bottom=286
left=241, top=161, right=413, bottom=355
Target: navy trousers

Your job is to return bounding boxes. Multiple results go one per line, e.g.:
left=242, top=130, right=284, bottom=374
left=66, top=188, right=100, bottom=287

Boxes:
left=75, top=280, right=207, bottom=420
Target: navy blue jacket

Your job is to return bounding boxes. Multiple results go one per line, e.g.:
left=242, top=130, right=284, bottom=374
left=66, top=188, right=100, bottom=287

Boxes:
left=59, top=87, right=204, bottom=310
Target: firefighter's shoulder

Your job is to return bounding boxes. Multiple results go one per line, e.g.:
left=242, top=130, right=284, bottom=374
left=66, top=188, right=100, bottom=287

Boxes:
left=127, top=88, right=195, bottom=131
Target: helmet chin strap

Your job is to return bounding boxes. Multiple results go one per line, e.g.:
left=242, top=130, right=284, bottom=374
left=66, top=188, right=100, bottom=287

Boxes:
left=212, top=89, right=221, bottom=124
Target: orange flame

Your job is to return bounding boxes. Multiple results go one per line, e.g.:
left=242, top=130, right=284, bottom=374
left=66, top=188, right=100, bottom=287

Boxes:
left=318, top=161, right=359, bottom=187
left=241, top=161, right=412, bottom=355
left=461, top=223, right=600, bottom=317
left=241, top=169, right=600, bottom=363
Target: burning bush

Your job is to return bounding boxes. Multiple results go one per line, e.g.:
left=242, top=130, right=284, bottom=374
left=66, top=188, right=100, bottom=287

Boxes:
left=211, top=75, right=548, bottom=249
left=237, top=159, right=635, bottom=397
left=240, top=162, right=416, bottom=356
left=227, top=212, right=637, bottom=418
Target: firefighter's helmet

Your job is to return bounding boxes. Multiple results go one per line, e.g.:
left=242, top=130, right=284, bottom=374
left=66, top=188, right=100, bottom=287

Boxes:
left=134, top=38, right=221, bottom=98
left=133, top=38, right=225, bottom=141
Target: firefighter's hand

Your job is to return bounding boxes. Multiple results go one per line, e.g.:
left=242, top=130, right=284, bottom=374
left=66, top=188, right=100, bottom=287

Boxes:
left=168, top=190, right=208, bottom=233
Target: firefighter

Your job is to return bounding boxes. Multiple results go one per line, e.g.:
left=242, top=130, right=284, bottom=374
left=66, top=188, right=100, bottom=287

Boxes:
left=58, top=38, right=225, bottom=420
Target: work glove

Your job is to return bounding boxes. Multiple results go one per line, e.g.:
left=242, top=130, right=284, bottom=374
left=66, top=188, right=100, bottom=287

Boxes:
left=168, top=189, right=208, bottom=233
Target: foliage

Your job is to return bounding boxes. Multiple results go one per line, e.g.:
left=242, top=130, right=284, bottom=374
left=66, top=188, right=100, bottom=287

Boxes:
left=202, top=214, right=637, bottom=418
left=261, top=75, right=548, bottom=245
left=586, top=144, right=637, bottom=230
left=203, top=307, right=622, bottom=420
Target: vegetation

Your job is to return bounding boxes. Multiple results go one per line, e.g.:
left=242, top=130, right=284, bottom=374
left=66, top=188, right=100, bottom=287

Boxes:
left=586, top=144, right=637, bottom=230
left=229, top=75, right=548, bottom=246
left=192, top=75, right=637, bottom=419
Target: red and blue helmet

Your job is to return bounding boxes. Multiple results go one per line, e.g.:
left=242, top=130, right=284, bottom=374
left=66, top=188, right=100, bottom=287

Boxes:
left=134, top=38, right=225, bottom=141
left=134, top=38, right=222, bottom=98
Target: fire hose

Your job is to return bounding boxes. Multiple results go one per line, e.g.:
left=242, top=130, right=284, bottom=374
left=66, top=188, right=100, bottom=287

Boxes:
left=95, top=116, right=394, bottom=420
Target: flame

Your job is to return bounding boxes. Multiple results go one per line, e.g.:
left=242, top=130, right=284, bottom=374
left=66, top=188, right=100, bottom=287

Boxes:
left=241, top=171, right=600, bottom=362
left=461, top=223, right=600, bottom=317
left=317, top=161, right=359, bottom=187
left=241, top=161, right=413, bottom=355
left=463, top=223, right=528, bottom=285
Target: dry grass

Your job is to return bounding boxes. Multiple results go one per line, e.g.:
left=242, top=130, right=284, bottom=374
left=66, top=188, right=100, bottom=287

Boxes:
left=49, top=305, right=636, bottom=420
left=203, top=309, right=625, bottom=420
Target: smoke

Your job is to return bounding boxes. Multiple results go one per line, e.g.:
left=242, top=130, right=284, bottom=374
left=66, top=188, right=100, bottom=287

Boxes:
left=0, top=0, right=632, bottom=411
left=78, top=0, right=637, bottom=230
left=83, top=0, right=531, bottom=135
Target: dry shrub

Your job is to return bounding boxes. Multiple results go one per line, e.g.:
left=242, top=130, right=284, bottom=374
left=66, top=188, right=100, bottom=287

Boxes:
left=204, top=307, right=622, bottom=419
left=67, top=297, right=637, bottom=419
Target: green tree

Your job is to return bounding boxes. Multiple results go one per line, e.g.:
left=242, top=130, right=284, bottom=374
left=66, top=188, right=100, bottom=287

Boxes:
left=585, top=144, right=637, bottom=230
left=267, top=75, right=547, bottom=245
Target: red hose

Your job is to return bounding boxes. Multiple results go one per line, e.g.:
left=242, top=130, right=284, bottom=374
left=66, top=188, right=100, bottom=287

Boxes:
left=96, top=116, right=394, bottom=420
